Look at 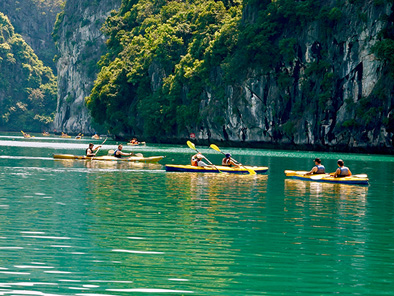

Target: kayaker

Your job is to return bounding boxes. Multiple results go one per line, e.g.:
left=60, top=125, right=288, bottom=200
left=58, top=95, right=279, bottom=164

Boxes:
left=191, top=153, right=208, bottom=167
left=86, top=143, right=102, bottom=157
left=129, top=138, right=140, bottom=145
left=305, top=158, right=325, bottom=175
left=114, top=144, right=134, bottom=158
left=222, top=153, right=238, bottom=167
left=333, top=159, right=352, bottom=177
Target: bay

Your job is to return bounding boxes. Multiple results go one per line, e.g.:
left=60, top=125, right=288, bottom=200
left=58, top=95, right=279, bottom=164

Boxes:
left=0, top=132, right=393, bottom=295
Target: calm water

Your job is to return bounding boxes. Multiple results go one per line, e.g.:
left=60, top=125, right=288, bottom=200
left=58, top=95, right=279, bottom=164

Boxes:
left=0, top=132, right=393, bottom=295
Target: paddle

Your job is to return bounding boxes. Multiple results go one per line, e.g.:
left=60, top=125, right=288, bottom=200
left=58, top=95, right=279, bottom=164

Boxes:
left=309, top=174, right=329, bottom=180
left=209, top=144, right=256, bottom=175
left=93, top=138, right=107, bottom=156
left=284, top=170, right=310, bottom=176
left=329, top=172, right=368, bottom=178
left=186, top=141, right=222, bottom=173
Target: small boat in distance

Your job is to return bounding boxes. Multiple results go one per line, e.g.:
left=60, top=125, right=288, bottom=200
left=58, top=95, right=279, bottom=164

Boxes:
left=60, top=132, right=71, bottom=138
left=21, top=131, right=30, bottom=138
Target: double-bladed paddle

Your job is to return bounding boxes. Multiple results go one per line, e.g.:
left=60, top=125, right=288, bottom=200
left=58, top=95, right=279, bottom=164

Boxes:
left=209, top=144, right=256, bottom=175
left=186, top=141, right=222, bottom=173
left=93, top=138, right=107, bottom=156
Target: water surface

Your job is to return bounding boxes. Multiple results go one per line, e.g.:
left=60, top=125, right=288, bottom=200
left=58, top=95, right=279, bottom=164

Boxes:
left=0, top=132, right=393, bottom=295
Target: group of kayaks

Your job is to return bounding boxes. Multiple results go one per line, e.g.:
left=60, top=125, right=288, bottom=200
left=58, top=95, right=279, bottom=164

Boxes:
left=52, top=140, right=369, bottom=185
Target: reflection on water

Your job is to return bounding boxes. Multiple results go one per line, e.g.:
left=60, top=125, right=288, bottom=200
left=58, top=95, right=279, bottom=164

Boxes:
left=55, top=158, right=163, bottom=171
left=284, top=179, right=368, bottom=199
left=1, top=134, right=394, bottom=295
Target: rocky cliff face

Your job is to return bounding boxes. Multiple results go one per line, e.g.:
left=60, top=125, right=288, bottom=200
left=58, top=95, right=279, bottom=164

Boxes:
left=53, top=0, right=120, bottom=134
left=0, top=0, right=61, bottom=71
left=194, top=1, right=394, bottom=152
left=57, top=0, right=394, bottom=152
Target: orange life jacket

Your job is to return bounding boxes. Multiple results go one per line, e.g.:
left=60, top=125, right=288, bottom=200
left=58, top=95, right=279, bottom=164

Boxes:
left=191, top=157, right=198, bottom=166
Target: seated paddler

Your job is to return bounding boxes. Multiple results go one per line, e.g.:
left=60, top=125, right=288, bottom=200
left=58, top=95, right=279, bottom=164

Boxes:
left=86, top=143, right=102, bottom=157
left=305, top=158, right=325, bottom=175
left=191, top=153, right=208, bottom=167
left=114, top=144, right=134, bottom=158
left=222, top=153, right=238, bottom=167
left=333, top=159, right=352, bottom=178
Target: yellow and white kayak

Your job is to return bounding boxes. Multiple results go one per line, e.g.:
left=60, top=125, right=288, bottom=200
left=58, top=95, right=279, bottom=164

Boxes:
left=165, top=164, right=268, bottom=174
left=53, top=154, right=164, bottom=163
left=284, top=170, right=369, bottom=185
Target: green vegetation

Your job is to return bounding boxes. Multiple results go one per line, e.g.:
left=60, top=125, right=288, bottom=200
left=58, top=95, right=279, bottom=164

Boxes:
left=87, top=0, right=323, bottom=139
left=0, top=13, right=57, bottom=132
left=0, top=0, right=63, bottom=71
left=84, top=0, right=392, bottom=143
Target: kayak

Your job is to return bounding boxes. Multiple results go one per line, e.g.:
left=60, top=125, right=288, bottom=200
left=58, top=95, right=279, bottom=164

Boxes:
left=165, top=164, right=268, bottom=174
left=53, top=154, right=164, bottom=163
left=284, top=170, right=369, bottom=185
left=127, top=142, right=146, bottom=146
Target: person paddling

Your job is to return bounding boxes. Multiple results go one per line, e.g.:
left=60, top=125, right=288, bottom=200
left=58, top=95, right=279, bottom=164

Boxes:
left=305, top=158, right=325, bottom=175
left=222, top=153, right=239, bottom=167
left=114, top=144, right=134, bottom=158
left=86, top=143, right=102, bottom=157
left=333, top=159, right=352, bottom=178
left=191, top=153, right=208, bottom=167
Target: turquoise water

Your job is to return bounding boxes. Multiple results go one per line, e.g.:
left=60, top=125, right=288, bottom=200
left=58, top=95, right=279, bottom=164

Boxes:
left=0, top=132, right=393, bottom=295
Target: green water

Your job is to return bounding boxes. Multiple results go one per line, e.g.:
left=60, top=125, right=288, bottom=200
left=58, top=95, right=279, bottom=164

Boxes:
left=0, top=132, right=393, bottom=295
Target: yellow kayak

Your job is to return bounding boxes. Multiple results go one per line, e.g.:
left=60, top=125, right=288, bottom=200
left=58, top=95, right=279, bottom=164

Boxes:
left=165, top=164, right=268, bottom=174
left=53, top=154, right=164, bottom=163
left=284, top=170, right=369, bottom=185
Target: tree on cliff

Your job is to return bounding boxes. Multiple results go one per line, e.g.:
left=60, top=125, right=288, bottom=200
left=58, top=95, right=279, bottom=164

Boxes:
left=0, top=0, right=63, bottom=72
left=86, top=0, right=394, bottom=151
left=0, top=12, right=57, bottom=132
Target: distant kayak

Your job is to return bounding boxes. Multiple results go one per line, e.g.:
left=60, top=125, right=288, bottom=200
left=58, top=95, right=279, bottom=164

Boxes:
left=284, top=170, right=369, bottom=185
left=165, top=164, right=268, bottom=174
left=127, top=142, right=146, bottom=146
left=53, top=154, right=164, bottom=163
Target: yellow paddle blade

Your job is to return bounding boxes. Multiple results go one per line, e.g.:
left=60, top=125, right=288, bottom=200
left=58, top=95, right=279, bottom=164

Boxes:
left=186, top=140, right=196, bottom=150
left=246, top=168, right=256, bottom=175
left=108, top=149, right=115, bottom=155
left=209, top=144, right=221, bottom=152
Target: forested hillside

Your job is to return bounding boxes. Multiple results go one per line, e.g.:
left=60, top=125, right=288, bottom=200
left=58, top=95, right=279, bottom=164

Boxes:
left=0, top=0, right=62, bottom=71
left=0, top=13, right=57, bottom=132
left=83, top=0, right=394, bottom=152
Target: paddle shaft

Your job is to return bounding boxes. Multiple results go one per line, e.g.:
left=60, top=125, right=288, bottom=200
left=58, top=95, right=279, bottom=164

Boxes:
left=187, top=141, right=222, bottom=172
left=93, top=138, right=107, bottom=156
left=210, top=144, right=256, bottom=175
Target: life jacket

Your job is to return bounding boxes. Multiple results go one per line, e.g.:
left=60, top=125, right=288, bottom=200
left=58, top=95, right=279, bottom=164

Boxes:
left=314, top=164, right=325, bottom=174
left=191, top=157, right=198, bottom=166
left=114, top=149, right=121, bottom=158
left=338, top=166, right=350, bottom=177
left=222, top=158, right=231, bottom=166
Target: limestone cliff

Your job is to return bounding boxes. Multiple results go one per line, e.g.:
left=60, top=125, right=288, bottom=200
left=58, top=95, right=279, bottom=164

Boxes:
left=60, top=0, right=394, bottom=152
left=0, top=0, right=61, bottom=71
left=53, top=0, right=120, bottom=134
left=192, top=1, right=394, bottom=152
